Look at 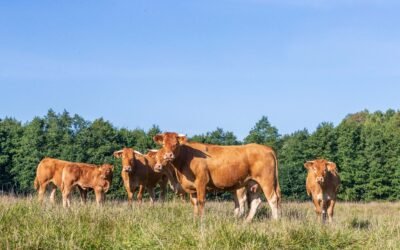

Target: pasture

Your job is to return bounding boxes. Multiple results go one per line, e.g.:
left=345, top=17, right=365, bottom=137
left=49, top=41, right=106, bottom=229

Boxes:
left=0, top=196, right=399, bottom=249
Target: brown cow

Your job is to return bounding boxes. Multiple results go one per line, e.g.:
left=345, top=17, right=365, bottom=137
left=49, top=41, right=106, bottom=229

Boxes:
left=153, top=132, right=280, bottom=221
left=147, top=149, right=187, bottom=201
left=61, top=163, right=113, bottom=207
left=305, top=159, right=340, bottom=223
left=113, top=148, right=168, bottom=205
left=34, top=157, right=92, bottom=204
left=154, top=147, right=262, bottom=220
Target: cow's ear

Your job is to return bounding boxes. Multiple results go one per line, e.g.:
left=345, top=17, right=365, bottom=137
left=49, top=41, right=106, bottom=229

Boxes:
left=326, top=162, right=337, bottom=172
left=304, top=161, right=314, bottom=170
left=113, top=150, right=123, bottom=158
left=177, top=134, right=187, bottom=144
left=153, top=134, right=164, bottom=145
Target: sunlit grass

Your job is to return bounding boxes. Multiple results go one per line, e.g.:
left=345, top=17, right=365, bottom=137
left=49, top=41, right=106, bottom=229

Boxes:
left=0, top=195, right=399, bottom=249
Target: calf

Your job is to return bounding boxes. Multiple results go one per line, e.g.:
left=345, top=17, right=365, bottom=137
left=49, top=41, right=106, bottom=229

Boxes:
left=113, top=148, right=167, bottom=205
left=61, top=164, right=113, bottom=207
left=34, top=158, right=92, bottom=204
left=305, top=159, right=340, bottom=223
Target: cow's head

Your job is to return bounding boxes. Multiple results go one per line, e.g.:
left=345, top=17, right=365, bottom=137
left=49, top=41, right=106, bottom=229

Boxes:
left=153, top=148, right=169, bottom=173
left=98, top=164, right=114, bottom=192
left=113, top=147, right=142, bottom=172
left=153, top=132, right=186, bottom=163
left=304, top=159, right=337, bottom=185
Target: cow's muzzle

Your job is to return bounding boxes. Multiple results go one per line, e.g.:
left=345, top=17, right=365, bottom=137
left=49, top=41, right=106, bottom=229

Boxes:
left=154, top=163, right=163, bottom=173
left=163, top=152, right=175, bottom=161
left=316, top=177, right=324, bottom=184
left=123, top=166, right=133, bottom=172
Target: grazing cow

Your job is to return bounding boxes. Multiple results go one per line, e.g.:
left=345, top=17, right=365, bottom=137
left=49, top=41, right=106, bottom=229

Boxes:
left=113, top=148, right=168, bottom=205
left=153, top=132, right=280, bottom=221
left=61, top=163, right=113, bottom=207
left=304, top=159, right=340, bottom=223
left=34, top=157, right=93, bottom=204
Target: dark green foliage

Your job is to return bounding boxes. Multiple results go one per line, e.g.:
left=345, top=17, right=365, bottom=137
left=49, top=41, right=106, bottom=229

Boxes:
left=0, top=109, right=399, bottom=201
left=244, top=116, right=280, bottom=150
left=0, top=118, right=22, bottom=191
left=191, top=127, right=240, bottom=145
left=11, top=117, right=47, bottom=193
left=279, top=129, right=310, bottom=200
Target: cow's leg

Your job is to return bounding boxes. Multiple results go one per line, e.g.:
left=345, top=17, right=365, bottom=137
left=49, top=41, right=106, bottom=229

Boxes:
left=233, top=188, right=247, bottom=218
left=245, top=190, right=262, bottom=223
left=233, top=191, right=240, bottom=218
left=137, top=185, right=144, bottom=204
left=194, top=170, right=209, bottom=217
left=190, top=193, right=199, bottom=216
left=327, top=200, right=335, bottom=223
left=257, top=178, right=280, bottom=220
left=196, top=184, right=207, bottom=217
left=179, top=192, right=186, bottom=202
left=312, top=198, right=322, bottom=222
left=159, top=176, right=168, bottom=202
left=123, top=182, right=134, bottom=205
left=62, top=185, right=72, bottom=208
left=94, top=188, right=104, bottom=206
left=321, top=199, right=328, bottom=224
left=148, top=187, right=156, bottom=205
left=37, top=182, right=47, bottom=203
left=49, top=185, right=57, bottom=204
left=78, top=187, right=87, bottom=205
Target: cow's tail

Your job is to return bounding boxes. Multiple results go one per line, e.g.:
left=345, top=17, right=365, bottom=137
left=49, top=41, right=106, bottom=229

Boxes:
left=272, top=150, right=281, bottom=207
left=34, top=161, right=43, bottom=190
left=34, top=176, right=40, bottom=191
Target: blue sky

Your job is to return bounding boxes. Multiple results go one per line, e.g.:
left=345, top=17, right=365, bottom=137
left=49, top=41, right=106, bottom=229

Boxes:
left=0, top=0, right=399, bottom=139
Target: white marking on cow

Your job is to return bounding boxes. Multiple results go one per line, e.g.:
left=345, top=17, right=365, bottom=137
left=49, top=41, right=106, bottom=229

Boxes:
left=246, top=197, right=262, bottom=222
left=134, top=150, right=143, bottom=155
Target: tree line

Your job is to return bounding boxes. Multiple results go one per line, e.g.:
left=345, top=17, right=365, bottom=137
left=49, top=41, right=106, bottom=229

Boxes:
left=0, top=109, right=399, bottom=201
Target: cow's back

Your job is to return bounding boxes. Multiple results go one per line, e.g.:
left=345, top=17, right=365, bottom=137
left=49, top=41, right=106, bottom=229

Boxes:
left=36, top=158, right=71, bottom=188
left=180, top=143, right=277, bottom=190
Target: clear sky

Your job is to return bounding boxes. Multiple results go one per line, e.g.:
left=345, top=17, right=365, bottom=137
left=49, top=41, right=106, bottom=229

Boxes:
left=0, top=0, right=399, bottom=139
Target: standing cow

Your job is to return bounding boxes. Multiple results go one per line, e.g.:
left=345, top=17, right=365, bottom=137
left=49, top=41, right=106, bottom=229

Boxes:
left=34, top=157, right=93, bottom=204
left=113, top=148, right=168, bottom=205
left=61, top=163, right=113, bottom=207
left=152, top=132, right=280, bottom=221
left=304, top=159, right=340, bottom=223
left=154, top=148, right=261, bottom=219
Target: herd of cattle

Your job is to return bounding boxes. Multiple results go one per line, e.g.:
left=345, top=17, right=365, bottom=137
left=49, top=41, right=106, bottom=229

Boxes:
left=34, top=132, right=340, bottom=223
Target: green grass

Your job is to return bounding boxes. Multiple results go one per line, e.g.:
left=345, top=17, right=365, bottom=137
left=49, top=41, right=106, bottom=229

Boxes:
left=0, top=196, right=399, bottom=249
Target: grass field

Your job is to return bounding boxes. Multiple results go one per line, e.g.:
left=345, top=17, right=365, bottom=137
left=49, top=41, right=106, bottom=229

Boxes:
left=0, top=195, right=399, bottom=250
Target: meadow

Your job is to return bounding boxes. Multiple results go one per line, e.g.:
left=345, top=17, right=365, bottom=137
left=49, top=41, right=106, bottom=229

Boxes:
left=0, top=195, right=399, bottom=250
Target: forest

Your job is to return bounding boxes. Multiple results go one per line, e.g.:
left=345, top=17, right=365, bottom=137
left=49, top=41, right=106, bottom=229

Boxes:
left=0, top=109, right=399, bottom=201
